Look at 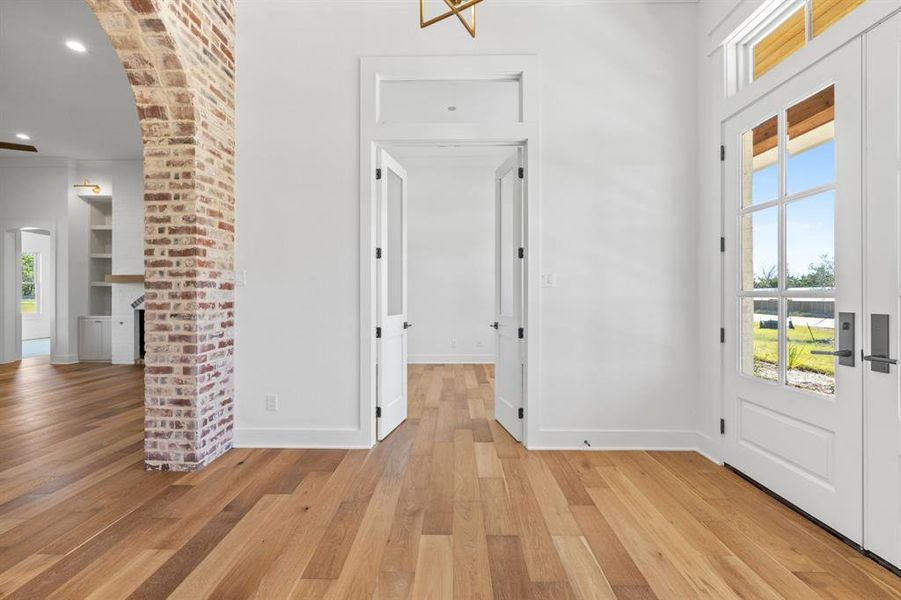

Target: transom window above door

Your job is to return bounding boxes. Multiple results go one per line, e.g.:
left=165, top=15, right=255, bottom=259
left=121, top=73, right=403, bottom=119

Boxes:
left=738, top=85, right=837, bottom=396
left=727, top=0, right=866, bottom=90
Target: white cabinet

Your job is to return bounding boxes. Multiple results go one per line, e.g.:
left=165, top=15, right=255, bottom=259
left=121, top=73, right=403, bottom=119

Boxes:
left=78, top=316, right=112, bottom=362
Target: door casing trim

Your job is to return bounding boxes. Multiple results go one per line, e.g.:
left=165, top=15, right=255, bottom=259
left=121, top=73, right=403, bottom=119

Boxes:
left=359, top=55, right=541, bottom=448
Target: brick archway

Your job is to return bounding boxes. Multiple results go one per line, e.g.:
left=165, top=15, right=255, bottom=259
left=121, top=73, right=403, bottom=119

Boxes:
left=86, top=0, right=236, bottom=471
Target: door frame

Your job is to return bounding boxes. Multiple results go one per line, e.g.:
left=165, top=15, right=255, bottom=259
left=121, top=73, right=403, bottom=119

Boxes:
left=359, top=55, right=541, bottom=448
left=0, top=220, right=58, bottom=365
left=720, top=39, right=864, bottom=543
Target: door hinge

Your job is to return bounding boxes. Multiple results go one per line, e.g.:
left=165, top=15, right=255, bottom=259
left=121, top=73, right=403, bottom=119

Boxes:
left=518, top=327, right=524, bottom=339
left=518, top=407, right=524, bottom=419
left=376, top=247, right=382, bottom=259
left=518, top=167, right=524, bottom=179
left=376, top=406, right=382, bottom=418
left=720, top=328, right=726, bottom=343
left=518, top=247, right=524, bottom=259
left=720, top=418, right=725, bottom=435
left=720, top=145, right=725, bottom=161
left=376, top=327, right=382, bottom=338
left=720, top=237, right=725, bottom=253
left=375, top=168, right=382, bottom=180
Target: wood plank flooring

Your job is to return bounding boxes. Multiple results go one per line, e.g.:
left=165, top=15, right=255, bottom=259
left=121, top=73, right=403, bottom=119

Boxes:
left=0, top=358, right=898, bottom=598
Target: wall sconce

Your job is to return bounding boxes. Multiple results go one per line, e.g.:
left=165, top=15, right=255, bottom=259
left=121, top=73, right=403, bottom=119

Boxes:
left=73, top=179, right=102, bottom=194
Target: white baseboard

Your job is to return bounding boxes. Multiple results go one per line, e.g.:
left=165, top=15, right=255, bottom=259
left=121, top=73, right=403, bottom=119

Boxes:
left=407, top=354, right=496, bottom=364
left=51, top=354, right=79, bottom=365
left=233, top=427, right=372, bottom=449
left=528, top=428, right=710, bottom=454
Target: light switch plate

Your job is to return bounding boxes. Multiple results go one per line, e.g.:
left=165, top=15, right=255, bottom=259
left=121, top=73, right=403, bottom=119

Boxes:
left=235, top=270, right=247, bottom=287
left=265, top=394, right=278, bottom=412
left=541, top=272, right=557, bottom=288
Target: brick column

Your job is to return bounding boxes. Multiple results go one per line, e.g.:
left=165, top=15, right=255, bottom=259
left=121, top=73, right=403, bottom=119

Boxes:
left=87, top=0, right=236, bottom=471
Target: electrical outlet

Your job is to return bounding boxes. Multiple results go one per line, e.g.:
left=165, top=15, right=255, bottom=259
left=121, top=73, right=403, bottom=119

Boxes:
left=235, top=270, right=247, bottom=287
left=265, top=394, right=279, bottom=412
left=540, top=272, right=558, bottom=288
left=451, top=338, right=458, bottom=348
left=476, top=340, right=483, bottom=348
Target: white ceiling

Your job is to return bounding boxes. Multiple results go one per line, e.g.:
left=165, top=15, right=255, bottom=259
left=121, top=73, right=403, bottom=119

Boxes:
left=0, top=0, right=142, bottom=160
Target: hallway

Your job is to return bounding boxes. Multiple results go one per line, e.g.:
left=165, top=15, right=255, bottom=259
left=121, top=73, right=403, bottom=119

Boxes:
left=0, top=360, right=897, bottom=598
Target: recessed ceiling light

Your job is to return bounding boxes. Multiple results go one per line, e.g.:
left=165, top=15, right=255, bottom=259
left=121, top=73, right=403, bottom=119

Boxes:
left=15, top=133, right=30, bottom=141
left=65, top=40, right=87, bottom=53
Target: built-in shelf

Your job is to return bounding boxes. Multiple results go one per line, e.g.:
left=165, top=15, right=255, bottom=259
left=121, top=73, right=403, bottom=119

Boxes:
left=91, top=225, right=113, bottom=231
left=90, top=253, right=112, bottom=259
left=78, top=194, right=112, bottom=203
left=90, top=282, right=113, bottom=288
left=107, top=274, right=144, bottom=284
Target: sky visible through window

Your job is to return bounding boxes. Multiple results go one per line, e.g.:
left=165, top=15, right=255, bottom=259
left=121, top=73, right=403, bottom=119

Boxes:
left=751, top=139, right=835, bottom=283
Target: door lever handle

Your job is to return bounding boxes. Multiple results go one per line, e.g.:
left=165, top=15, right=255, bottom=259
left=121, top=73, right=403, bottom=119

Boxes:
left=862, top=354, right=898, bottom=365
left=403, top=322, right=414, bottom=329
left=811, top=349, right=853, bottom=358
left=489, top=322, right=499, bottom=330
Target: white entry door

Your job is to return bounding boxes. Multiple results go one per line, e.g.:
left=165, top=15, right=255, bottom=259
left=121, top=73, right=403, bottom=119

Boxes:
left=864, top=12, right=901, bottom=569
left=723, top=40, right=863, bottom=542
left=376, top=148, right=409, bottom=441
left=494, top=150, right=524, bottom=441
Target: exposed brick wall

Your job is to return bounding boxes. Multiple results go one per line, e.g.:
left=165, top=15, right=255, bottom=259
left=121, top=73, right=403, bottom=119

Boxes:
left=86, top=0, right=236, bottom=471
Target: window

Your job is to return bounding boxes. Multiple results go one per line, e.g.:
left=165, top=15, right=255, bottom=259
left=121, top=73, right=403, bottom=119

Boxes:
left=730, top=0, right=866, bottom=88
left=21, top=252, right=40, bottom=316
left=738, top=86, right=837, bottom=396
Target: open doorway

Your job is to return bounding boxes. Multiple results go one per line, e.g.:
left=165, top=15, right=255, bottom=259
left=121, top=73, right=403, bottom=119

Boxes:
left=373, top=144, right=526, bottom=443
left=19, top=229, right=53, bottom=359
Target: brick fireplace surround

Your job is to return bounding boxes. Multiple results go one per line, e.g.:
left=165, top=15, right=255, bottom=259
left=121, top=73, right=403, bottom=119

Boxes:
left=86, top=0, right=236, bottom=471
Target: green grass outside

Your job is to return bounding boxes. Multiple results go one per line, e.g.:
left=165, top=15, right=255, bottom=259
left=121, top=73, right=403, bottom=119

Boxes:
left=753, top=324, right=835, bottom=376
left=21, top=299, right=36, bottom=315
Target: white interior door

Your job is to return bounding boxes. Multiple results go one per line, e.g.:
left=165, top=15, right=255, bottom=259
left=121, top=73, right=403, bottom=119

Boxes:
left=494, top=150, right=524, bottom=441
left=864, top=12, right=901, bottom=569
left=722, top=41, right=863, bottom=542
left=376, top=148, right=409, bottom=441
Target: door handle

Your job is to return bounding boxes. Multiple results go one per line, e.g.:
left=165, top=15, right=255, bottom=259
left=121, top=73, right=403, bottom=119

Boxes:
left=403, top=321, right=414, bottom=329
left=862, top=354, right=898, bottom=366
left=868, top=314, right=894, bottom=373
left=489, top=322, right=499, bottom=330
left=811, top=349, right=853, bottom=358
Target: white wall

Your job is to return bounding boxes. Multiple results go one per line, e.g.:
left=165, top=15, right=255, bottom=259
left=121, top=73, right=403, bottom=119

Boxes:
left=21, top=231, right=53, bottom=341
left=406, top=157, right=497, bottom=364
left=110, top=160, right=145, bottom=364
left=235, top=1, right=702, bottom=448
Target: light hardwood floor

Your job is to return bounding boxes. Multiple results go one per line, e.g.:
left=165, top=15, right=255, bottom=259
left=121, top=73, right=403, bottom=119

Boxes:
left=0, top=359, right=898, bottom=598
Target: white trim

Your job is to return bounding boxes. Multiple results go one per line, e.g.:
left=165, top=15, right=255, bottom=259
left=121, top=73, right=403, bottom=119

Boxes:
left=528, top=429, right=711, bottom=453
left=50, top=353, right=79, bottom=365
left=234, top=427, right=368, bottom=448
left=407, top=354, right=496, bottom=364
left=360, top=55, right=541, bottom=449
left=721, top=1, right=901, bottom=108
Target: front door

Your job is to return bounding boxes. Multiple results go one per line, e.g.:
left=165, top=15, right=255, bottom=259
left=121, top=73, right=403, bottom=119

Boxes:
left=864, top=12, right=901, bottom=568
left=494, top=150, right=524, bottom=441
left=376, top=148, right=409, bottom=441
left=722, top=40, right=863, bottom=542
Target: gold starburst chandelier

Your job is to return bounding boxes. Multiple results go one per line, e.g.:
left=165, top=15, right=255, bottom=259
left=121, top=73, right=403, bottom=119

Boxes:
left=420, top=0, right=483, bottom=38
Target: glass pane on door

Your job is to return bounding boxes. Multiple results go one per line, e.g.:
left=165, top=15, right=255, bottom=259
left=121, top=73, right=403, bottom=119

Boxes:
left=499, top=170, right=515, bottom=317
left=736, top=86, right=838, bottom=391
left=741, top=298, right=779, bottom=382
left=787, top=298, right=836, bottom=395
left=786, top=191, right=835, bottom=289
left=787, top=86, right=835, bottom=195
left=387, top=169, right=404, bottom=316
left=741, top=207, right=779, bottom=291
left=741, top=116, right=779, bottom=207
